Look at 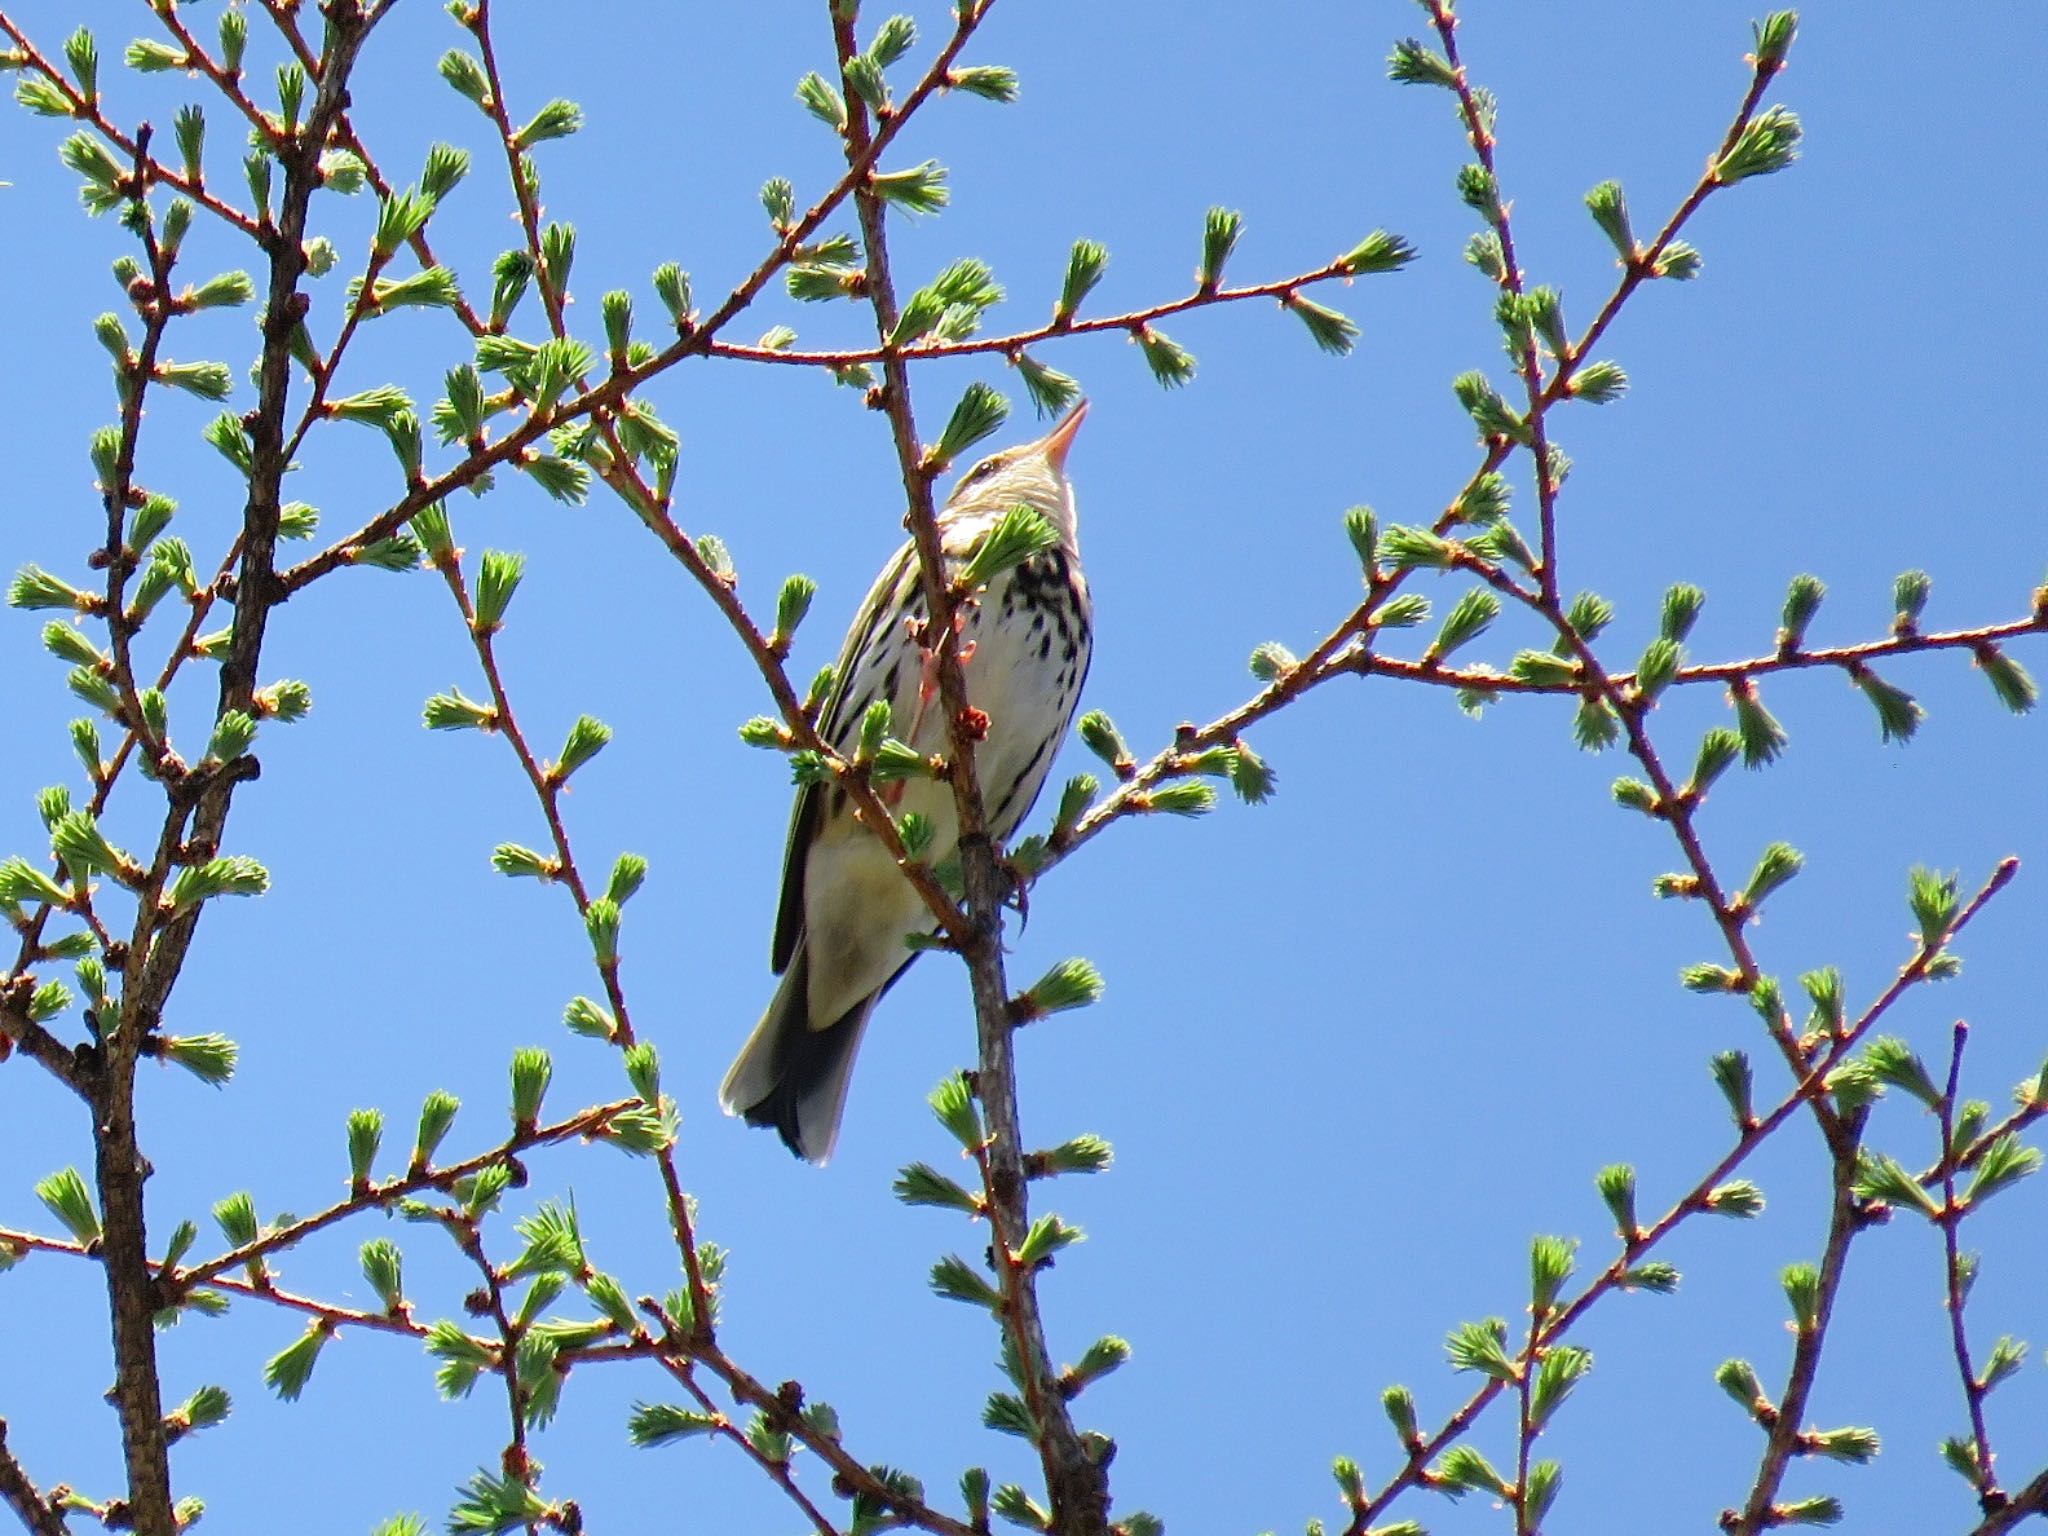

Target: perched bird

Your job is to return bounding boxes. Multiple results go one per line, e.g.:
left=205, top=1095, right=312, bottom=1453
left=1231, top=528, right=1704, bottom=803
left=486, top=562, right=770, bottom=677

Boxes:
left=721, top=403, right=1093, bottom=1162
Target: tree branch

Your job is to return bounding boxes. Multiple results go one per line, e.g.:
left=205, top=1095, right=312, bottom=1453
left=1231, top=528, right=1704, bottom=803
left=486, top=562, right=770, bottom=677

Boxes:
left=83, top=11, right=384, bottom=1529
left=0, top=1421, right=67, bottom=1536
left=1970, top=1465, right=2048, bottom=1536
left=1342, top=859, right=2018, bottom=1535
left=0, top=13, right=261, bottom=237
left=1728, top=1127, right=1866, bottom=1534
left=1938, top=1022, right=2004, bottom=1509
left=1423, top=0, right=1565, bottom=601
left=827, top=3, right=1106, bottom=1531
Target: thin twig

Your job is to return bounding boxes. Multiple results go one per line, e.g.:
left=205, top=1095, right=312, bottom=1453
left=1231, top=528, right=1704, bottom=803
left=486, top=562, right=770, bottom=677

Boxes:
left=1919, top=1088, right=2048, bottom=1190
left=1559, top=38, right=1783, bottom=385
left=679, top=1332, right=979, bottom=1536
left=1336, top=611, right=2048, bottom=699
left=148, top=6, right=286, bottom=149
left=0, top=13, right=263, bottom=238
left=1938, top=1022, right=2002, bottom=1506
left=4, top=541, right=243, bottom=1069
left=1511, top=1321, right=1539, bottom=1535
left=454, top=1220, right=535, bottom=1503
left=278, top=0, right=1062, bottom=594
left=1423, top=1, right=1565, bottom=602
left=1036, top=18, right=1800, bottom=890
left=420, top=523, right=713, bottom=1321
left=702, top=256, right=1396, bottom=371
left=1342, top=856, right=2017, bottom=1534
left=642, top=1344, right=849, bottom=1536
left=1728, top=1131, right=1866, bottom=1534
left=180, top=1098, right=636, bottom=1287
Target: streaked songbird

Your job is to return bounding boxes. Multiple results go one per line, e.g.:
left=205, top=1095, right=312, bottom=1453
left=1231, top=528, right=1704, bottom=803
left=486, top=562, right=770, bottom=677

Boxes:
left=721, top=403, right=1093, bottom=1162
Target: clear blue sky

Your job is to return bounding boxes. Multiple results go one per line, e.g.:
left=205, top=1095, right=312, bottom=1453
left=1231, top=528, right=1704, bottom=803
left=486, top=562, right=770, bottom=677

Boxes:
left=3, top=3, right=2045, bottom=1532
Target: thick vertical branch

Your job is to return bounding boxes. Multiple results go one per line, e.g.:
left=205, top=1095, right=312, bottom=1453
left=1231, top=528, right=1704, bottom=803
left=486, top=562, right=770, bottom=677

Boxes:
left=826, top=6, right=1106, bottom=1533
left=87, top=9, right=381, bottom=1533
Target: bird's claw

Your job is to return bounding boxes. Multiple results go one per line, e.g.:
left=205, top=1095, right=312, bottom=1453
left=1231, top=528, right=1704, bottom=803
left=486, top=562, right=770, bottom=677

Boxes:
left=998, top=856, right=1032, bottom=931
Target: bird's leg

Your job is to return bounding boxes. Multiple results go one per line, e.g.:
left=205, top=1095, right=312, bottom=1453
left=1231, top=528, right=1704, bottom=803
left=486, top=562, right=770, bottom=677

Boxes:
left=997, top=852, right=1031, bottom=932
left=885, top=611, right=977, bottom=810
left=903, top=609, right=975, bottom=750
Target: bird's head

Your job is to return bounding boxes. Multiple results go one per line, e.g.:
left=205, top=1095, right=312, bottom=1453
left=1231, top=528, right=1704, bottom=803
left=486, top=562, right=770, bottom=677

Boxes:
left=943, top=401, right=1087, bottom=548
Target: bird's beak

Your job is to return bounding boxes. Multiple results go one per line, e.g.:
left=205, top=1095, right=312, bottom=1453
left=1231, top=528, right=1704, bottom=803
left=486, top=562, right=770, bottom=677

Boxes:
left=1040, top=400, right=1089, bottom=474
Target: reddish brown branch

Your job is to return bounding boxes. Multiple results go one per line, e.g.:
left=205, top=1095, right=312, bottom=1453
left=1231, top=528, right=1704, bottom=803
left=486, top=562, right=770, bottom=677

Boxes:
left=0, top=13, right=263, bottom=239
left=1342, top=857, right=2017, bottom=1535
left=1422, top=1, right=1565, bottom=599
left=703, top=256, right=1387, bottom=370
left=181, top=1098, right=637, bottom=1287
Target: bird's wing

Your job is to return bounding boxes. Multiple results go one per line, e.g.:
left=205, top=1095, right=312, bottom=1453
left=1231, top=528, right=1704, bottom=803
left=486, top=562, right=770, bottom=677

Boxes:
left=771, top=540, right=918, bottom=974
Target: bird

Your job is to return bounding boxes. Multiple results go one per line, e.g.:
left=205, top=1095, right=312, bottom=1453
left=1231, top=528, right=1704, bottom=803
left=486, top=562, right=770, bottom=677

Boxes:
left=721, top=402, right=1093, bottom=1162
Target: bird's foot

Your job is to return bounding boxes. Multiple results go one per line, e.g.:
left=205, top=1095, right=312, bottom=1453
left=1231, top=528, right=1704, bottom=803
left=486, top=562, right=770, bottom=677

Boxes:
left=997, top=855, right=1032, bottom=932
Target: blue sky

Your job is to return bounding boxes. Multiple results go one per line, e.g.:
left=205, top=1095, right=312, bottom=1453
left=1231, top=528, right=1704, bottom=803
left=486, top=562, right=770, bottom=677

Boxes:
left=2, top=3, right=2045, bottom=1533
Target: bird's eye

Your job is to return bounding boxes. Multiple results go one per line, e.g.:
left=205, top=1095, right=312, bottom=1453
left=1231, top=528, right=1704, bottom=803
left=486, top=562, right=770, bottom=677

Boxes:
left=961, top=455, right=1004, bottom=487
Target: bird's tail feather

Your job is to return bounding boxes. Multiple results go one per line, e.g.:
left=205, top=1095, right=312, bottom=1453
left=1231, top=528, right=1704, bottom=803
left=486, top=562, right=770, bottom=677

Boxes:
left=719, top=947, right=879, bottom=1164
